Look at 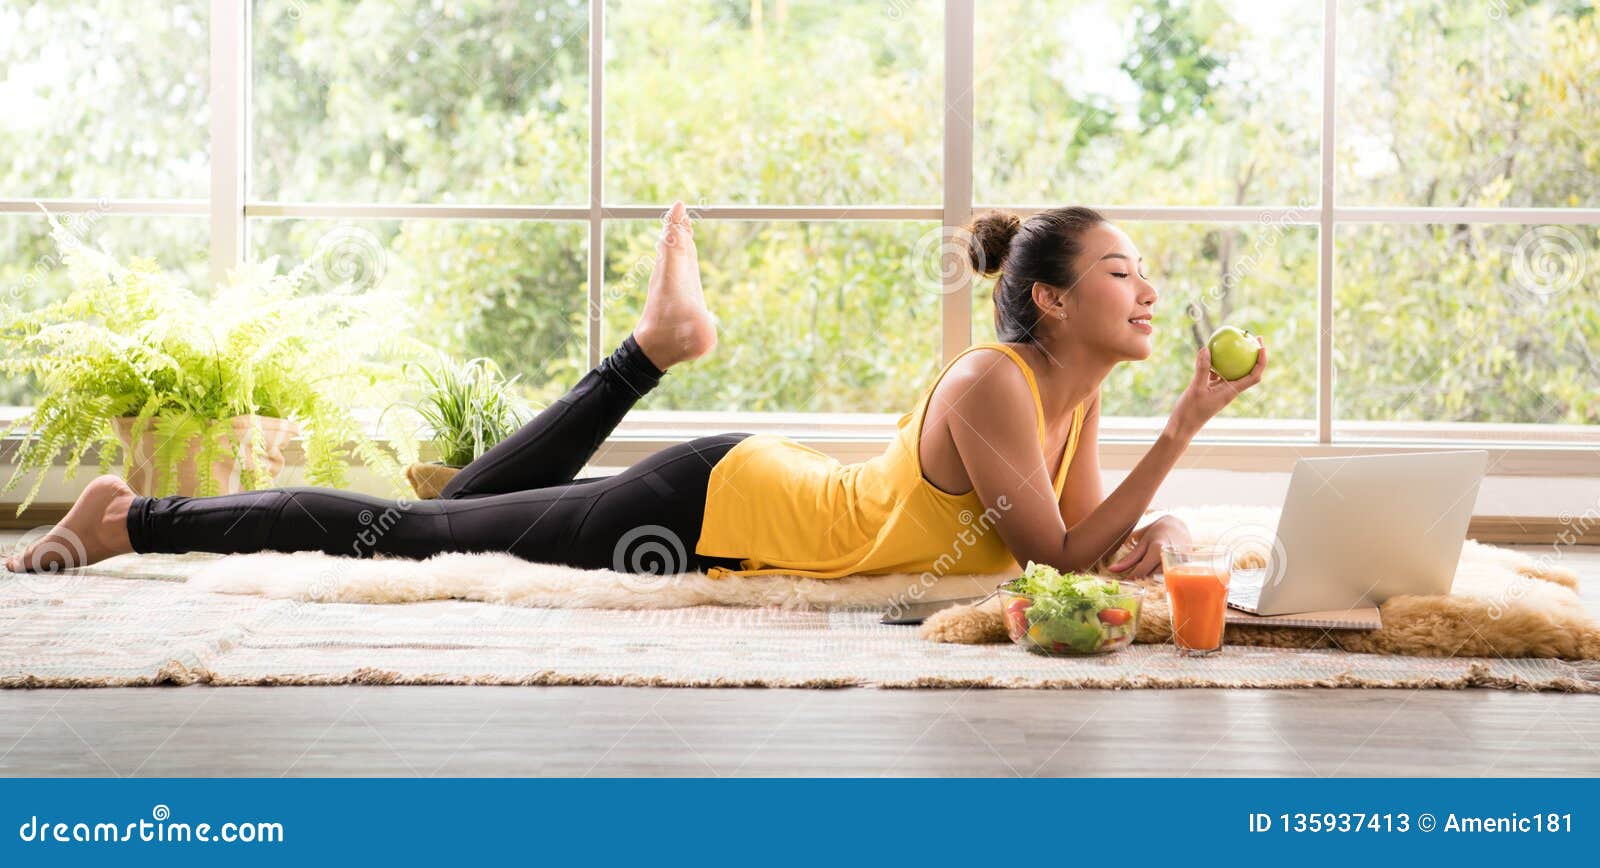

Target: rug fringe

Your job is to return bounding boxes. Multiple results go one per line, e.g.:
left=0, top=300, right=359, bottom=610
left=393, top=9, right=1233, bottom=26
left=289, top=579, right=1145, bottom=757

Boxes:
left=8, top=667, right=1599, bottom=693
left=1565, top=659, right=1600, bottom=684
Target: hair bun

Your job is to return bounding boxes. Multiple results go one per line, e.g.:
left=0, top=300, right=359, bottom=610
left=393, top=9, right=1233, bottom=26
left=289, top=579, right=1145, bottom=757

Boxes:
left=966, top=210, right=1021, bottom=277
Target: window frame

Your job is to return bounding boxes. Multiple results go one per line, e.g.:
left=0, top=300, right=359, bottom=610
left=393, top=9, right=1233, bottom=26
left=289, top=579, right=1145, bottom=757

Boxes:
left=1, top=0, right=1596, bottom=478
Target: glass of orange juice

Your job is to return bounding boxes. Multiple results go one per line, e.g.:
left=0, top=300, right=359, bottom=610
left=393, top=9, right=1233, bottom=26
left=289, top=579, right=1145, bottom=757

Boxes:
left=1160, top=544, right=1230, bottom=656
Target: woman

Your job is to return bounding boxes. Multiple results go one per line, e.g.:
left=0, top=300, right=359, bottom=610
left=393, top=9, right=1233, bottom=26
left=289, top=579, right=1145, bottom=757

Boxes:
left=7, top=202, right=1265, bottom=581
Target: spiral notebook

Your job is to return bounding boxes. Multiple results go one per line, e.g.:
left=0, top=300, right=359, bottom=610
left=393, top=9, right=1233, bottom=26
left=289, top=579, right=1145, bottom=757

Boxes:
left=1224, top=605, right=1382, bottom=631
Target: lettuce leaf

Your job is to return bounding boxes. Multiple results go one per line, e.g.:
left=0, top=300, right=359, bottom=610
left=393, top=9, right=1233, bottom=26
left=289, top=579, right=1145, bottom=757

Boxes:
left=1012, top=560, right=1119, bottom=600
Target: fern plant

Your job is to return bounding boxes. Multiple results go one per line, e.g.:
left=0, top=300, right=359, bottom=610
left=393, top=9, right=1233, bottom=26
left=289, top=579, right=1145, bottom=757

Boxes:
left=396, top=355, right=529, bottom=467
left=0, top=217, right=431, bottom=515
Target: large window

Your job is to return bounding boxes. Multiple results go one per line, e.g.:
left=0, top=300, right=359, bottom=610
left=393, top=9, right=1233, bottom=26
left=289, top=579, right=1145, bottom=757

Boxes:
left=975, top=0, right=1323, bottom=207
left=2, top=0, right=1596, bottom=443
left=605, top=0, right=943, bottom=205
left=1332, top=0, right=1599, bottom=432
left=252, top=0, right=590, bottom=204
left=0, top=0, right=210, bottom=405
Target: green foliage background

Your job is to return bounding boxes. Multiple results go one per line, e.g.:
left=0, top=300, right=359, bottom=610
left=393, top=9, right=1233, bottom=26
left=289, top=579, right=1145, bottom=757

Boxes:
left=1, top=0, right=1595, bottom=426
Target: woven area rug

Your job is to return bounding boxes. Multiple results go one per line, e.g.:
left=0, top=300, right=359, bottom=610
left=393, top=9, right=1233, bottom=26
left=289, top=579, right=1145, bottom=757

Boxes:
left=2, top=503, right=1598, bottom=691
left=1, top=567, right=1596, bottom=691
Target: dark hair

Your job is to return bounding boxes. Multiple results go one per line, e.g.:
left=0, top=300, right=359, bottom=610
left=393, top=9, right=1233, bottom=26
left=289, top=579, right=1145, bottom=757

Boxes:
left=965, top=206, right=1107, bottom=343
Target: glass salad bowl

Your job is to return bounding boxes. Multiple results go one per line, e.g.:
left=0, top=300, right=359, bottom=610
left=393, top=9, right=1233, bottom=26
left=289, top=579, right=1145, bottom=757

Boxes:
left=997, top=564, right=1146, bottom=656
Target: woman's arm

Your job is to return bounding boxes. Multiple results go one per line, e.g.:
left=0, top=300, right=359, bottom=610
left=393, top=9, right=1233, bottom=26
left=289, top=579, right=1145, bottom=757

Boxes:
left=950, top=341, right=1266, bottom=575
left=1059, top=389, right=1160, bottom=573
left=1060, top=422, right=1193, bottom=572
left=1057, top=390, right=1177, bottom=575
left=1069, top=339, right=1270, bottom=575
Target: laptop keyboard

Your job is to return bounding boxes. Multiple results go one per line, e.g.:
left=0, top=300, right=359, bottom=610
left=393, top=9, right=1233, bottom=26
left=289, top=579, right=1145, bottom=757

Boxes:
left=1226, top=568, right=1266, bottom=612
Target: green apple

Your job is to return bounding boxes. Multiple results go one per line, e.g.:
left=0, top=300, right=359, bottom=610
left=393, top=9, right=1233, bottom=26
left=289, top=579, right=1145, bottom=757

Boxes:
left=1207, top=325, right=1261, bottom=381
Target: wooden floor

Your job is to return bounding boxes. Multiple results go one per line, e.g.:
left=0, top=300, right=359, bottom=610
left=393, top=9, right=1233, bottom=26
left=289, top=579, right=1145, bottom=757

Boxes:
left=3, top=543, right=1598, bottom=777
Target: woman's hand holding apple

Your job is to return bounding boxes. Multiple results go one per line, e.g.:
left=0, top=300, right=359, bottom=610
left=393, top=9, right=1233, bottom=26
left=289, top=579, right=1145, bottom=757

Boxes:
left=1167, top=333, right=1267, bottom=439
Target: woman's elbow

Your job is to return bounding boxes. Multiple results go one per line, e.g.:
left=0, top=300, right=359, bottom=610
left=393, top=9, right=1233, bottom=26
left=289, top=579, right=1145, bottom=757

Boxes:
left=1013, top=533, right=1099, bottom=574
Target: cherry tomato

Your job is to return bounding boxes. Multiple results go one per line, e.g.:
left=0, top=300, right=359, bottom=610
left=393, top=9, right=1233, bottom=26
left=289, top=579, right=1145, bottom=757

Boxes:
left=1097, top=607, right=1132, bottom=626
left=1004, top=598, right=1030, bottom=640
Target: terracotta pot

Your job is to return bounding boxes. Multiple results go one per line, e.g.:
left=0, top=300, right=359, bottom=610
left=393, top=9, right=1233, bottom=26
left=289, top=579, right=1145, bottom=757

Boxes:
left=112, top=414, right=299, bottom=497
left=404, top=461, right=464, bottom=500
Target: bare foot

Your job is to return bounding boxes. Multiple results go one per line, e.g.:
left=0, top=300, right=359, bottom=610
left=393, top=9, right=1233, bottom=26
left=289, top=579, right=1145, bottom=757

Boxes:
left=4, top=475, right=136, bottom=573
left=634, top=200, right=717, bottom=370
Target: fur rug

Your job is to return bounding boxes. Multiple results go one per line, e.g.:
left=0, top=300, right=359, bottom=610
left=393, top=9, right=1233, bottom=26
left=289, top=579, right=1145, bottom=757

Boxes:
left=187, top=505, right=1599, bottom=661
left=924, top=507, right=1598, bottom=660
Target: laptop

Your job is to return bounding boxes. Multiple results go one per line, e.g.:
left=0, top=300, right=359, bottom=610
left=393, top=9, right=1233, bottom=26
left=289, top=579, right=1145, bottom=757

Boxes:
left=1225, top=450, right=1488, bottom=617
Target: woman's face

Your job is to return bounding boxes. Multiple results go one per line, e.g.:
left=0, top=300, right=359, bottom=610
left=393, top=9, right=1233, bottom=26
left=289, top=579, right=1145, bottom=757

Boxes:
left=1055, top=223, right=1159, bottom=362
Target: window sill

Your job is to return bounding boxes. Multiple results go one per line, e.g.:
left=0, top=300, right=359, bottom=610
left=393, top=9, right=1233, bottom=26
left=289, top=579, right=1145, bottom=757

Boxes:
left=2, top=408, right=1597, bottom=477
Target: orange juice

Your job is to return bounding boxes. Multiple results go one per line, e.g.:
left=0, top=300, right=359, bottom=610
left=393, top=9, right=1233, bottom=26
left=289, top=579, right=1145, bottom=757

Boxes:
left=1163, top=564, right=1229, bottom=653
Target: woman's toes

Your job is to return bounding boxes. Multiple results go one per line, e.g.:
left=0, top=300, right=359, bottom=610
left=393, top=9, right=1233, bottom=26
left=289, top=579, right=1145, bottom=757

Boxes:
left=7, top=529, right=84, bottom=573
left=660, top=221, right=688, bottom=250
left=661, top=205, right=694, bottom=247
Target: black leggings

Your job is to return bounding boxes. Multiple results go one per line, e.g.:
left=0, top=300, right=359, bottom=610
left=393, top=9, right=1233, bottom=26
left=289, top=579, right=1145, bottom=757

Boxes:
left=126, top=333, right=752, bottom=575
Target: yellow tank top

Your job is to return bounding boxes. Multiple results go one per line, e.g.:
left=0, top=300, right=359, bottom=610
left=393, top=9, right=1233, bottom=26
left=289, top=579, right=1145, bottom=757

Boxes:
left=694, top=342, right=1087, bottom=580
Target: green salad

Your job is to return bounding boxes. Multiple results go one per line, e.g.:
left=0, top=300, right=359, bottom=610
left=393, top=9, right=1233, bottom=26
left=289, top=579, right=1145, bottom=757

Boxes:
left=1001, top=561, right=1140, bottom=654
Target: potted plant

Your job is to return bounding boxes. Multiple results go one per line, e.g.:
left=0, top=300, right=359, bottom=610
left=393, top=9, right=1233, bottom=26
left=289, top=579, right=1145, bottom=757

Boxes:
left=0, top=217, right=430, bottom=514
left=394, top=355, right=529, bottom=499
